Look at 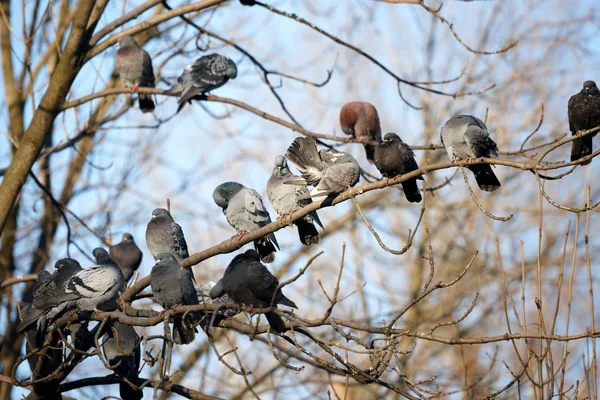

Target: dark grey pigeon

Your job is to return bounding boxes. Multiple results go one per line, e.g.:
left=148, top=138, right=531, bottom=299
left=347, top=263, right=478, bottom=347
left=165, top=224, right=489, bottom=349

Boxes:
left=285, top=137, right=360, bottom=201
left=568, top=80, right=600, bottom=165
left=267, top=155, right=323, bottom=246
left=374, top=133, right=424, bottom=203
left=145, top=208, right=189, bottom=262
left=213, top=182, right=279, bottom=263
left=165, top=54, right=237, bottom=113
left=212, top=249, right=297, bottom=332
left=17, top=258, right=83, bottom=345
left=102, top=321, right=142, bottom=400
left=440, top=115, right=501, bottom=192
left=150, top=252, right=199, bottom=345
left=339, top=102, right=382, bottom=163
left=197, top=280, right=240, bottom=332
left=116, top=35, right=155, bottom=113
left=110, top=233, right=143, bottom=282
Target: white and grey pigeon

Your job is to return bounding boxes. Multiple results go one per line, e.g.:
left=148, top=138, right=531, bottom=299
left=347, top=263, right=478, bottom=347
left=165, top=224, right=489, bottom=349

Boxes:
left=110, top=233, right=143, bottom=282
left=440, top=115, right=501, bottom=192
left=78, top=248, right=125, bottom=312
left=285, top=137, right=360, bottom=203
left=165, top=54, right=237, bottom=113
left=17, top=258, right=83, bottom=346
left=102, top=321, right=142, bottom=400
left=115, top=35, right=155, bottom=113
left=150, top=252, right=199, bottom=345
left=267, top=155, right=324, bottom=246
left=145, top=208, right=190, bottom=261
left=213, top=182, right=279, bottom=263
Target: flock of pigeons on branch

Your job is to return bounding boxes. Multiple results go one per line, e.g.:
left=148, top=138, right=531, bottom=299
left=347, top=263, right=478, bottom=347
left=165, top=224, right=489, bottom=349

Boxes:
left=15, top=35, right=600, bottom=399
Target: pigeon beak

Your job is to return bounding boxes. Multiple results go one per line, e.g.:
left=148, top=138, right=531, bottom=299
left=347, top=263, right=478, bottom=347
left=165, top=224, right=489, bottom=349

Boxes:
left=151, top=215, right=156, bottom=219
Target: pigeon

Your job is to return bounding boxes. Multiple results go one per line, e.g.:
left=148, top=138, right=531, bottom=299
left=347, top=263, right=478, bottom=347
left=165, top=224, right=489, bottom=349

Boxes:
left=150, top=252, right=199, bottom=345
left=440, top=115, right=501, bottom=192
left=115, top=35, right=155, bottom=113
left=285, top=137, right=360, bottom=202
left=17, top=258, right=84, bottom=343
left=80, top=248, right=125, bottom=312
left=197, top=281, right=240, bottom=332
left=568, top=80, right=600, bottom=165
left=374, top=133, right=424, bottom=203
left=339, top=102, right=382, bottom=163
left=102, top=321, right=142, bottom=400
left=213, top=182, right=279, bottom=263
left=146, top=208, right=189, bottom=261
left=212, top=249, right=297, bottom=332
left=165, top=54, right=237, bottom=113
left=267, top=155, right=324, bottom=245
left=110, top=233, right=143, bottom=282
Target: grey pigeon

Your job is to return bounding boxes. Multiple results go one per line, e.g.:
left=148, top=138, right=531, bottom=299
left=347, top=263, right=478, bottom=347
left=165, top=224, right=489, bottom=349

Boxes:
left=102, top=321, right=142, bottom=400
left=212, top=249, right=297, bottom=332
left=80, top=248, right=125, bottom=312
left=17, top=258, right=84, bottom=343
left=116, top=35, right=155, bottom=113
left=267, top=155, right=324, bottom=246
left=197, top=281, right=240, bottom=332
left=568, top=80, right=600, bottom=165
left=213, top=182, right=279, bottom=263
left=285, top=137, right=360, bottom=201
left=150, top=252, right=199, bottom=345
left=374, top=133, right=424, bottom=203
left=440, top=115, right=501, bottom=192
left=339, top=102, right=382, bottom=163
left=145, top=208, right=189, bottom=261
left=110, top=233, right=143, bottom=282
left=165, top=54, right=237, bottom=113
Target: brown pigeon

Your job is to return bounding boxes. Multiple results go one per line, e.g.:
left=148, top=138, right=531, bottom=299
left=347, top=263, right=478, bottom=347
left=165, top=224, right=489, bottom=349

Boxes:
left=116, top=36, right=155, bottom=113
left=339, top=102, right=382, bottom=163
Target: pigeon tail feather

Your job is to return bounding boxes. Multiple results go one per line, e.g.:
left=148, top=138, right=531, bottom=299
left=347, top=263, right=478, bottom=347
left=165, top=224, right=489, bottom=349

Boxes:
left=468, top=164, right=501, bottom=192
left=173, top=317, right=196, bottom=345
left=119, top=383, right=143, bottom=400
left=254, top=238, right=276, bottom=263
left=401, top=179, right=422, bottom=203
left=364, top=144, right=376, bottom=164
left=265, top=312, right=287, bottom=333
left=138, top=95, right=155, bottom=113
left=571, top=136, right=593, bottom=165
left=295, top=219, right=320, bottom=246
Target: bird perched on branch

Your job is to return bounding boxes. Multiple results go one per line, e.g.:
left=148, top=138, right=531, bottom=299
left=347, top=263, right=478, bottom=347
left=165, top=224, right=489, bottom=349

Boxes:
left=17, top=258, right=83, bottom=345
left=440, top=115, right=501, bottom=192
left=165, top=54, right=238, bottom=113
left=267, top=155, right=324, bottom=246
left=285, top=137, right=360, bottom=205
left=213, top=182, right=279, bottom=263
left=211, top=249, right=297, bottom=332
left=374, top=133, right=423, bottom=203
left=339, top=102, right=382, bottom=163
left=150, top=252, right=199, bottom=345
left=568, top=80, right=600, bottom=165
left=115, top=35, right=155, bottom=113
left=102, top=321, right=142, bottom=400
left=146, top=208, right=190, bottom=262
left=110, top=233, right=143, bottom=282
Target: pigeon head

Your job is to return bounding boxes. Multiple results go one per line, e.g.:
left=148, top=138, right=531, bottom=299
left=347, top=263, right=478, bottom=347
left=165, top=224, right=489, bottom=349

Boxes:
left=151, top=208, right=173, bottom=221
left=213, top=182, right=245, bottom=209
left=339, top=102, right=363, bottom=136
left=583, top=80, right=599, bottom=95
left=226, top=58, right=238, bottom=79
left=272, top=155, right=290, bottom=175
left=383, top=132, right=402, bottom=143
left=93, top=248, right=114, bottom=265
left=117, top=35, right=138, bottom=48
left=156, top=252, right=178, bottom=264
left=122, top=233, right=134, bottom=243
left=54, top=258, right=82, bottom=273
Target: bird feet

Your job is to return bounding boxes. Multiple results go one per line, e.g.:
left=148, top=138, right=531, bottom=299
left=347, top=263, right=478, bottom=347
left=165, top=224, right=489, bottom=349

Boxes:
left=130, top=83, right=139, bottom=92
left=230, top=231, right=249, bottom=242
left=244, top=305, right=254, bottom=313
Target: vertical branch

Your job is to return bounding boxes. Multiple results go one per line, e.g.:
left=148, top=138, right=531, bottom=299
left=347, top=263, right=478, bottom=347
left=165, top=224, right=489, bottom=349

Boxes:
left=585, top=186, right=597, bottom=398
